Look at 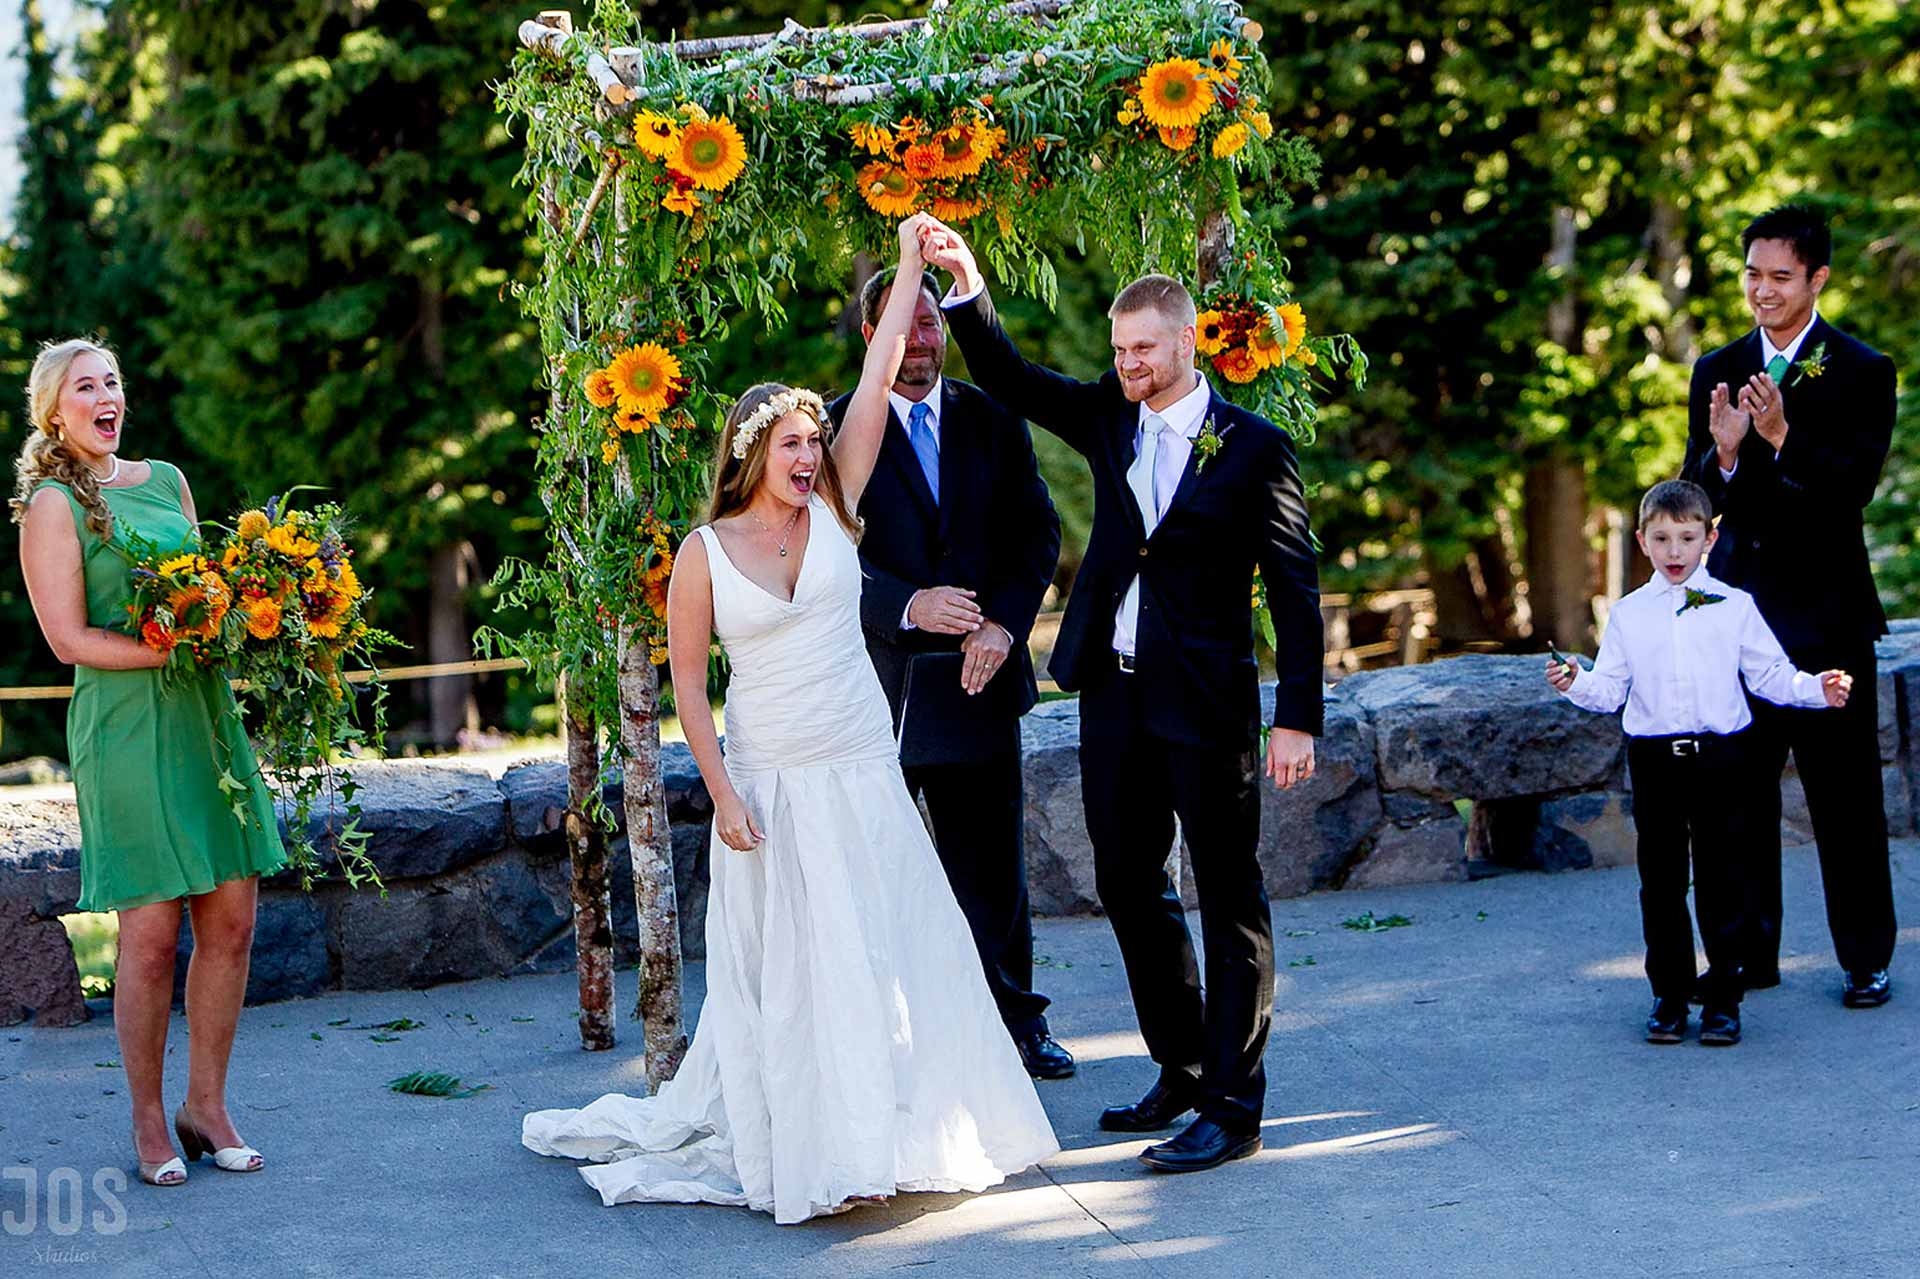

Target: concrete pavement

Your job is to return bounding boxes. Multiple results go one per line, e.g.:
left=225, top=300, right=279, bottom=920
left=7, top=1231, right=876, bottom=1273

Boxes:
left=3, top=842, right=1916, bottom=1278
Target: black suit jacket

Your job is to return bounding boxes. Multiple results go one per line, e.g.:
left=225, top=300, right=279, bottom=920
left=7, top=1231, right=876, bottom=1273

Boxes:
left=1680, top=316, right=1897, bottom=656
left=827, top=378, right=1060, bottom=760
left=944, top=288, right=1324, bottom=747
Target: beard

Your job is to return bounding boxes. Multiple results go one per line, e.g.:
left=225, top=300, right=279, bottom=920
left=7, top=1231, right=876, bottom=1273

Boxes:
left=897, top=348, right=943, bottom=389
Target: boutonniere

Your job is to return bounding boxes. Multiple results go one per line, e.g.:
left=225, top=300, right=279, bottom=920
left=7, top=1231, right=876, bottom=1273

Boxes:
left=1676, top=587, right=1727, bottom=616
left=1787, top=342, right=1829, bottom=387
left=1193, top=414, right=1232, bottom=473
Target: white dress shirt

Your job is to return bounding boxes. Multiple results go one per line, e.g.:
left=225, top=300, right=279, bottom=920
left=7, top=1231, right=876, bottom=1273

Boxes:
left=1720, top=308, right=1820, bottom=479
left=1561, top=565, right=1827, bottom=736
left=1113, top=371, right=1211, bottom=657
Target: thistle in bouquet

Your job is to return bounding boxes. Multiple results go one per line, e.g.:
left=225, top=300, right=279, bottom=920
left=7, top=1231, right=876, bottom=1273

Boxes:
left=212, top=494, right=396, bottom=889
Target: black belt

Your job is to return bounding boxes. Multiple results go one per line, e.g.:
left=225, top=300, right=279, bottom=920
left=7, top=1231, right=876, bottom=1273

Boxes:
left=1634, top=730, right=1739, bottom=758
left=1115, top=651, right=1136, bottom=674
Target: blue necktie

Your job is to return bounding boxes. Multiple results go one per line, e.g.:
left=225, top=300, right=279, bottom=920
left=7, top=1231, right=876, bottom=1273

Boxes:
left=907, top=401, right=939, bottom=505
left=1765, top=353, right=1789, bottom=384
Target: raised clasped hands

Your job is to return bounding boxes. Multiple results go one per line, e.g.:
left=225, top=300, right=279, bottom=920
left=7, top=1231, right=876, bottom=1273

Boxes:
left=897, top=210, right=933, bottom=265
left=1737, top=372, right=1788, bottom=450
left=1821, top=669, right=1853, bottom=708
left=1708, top=382, right=1751, bottom=469
left=911, top=215, right=981, bottom=293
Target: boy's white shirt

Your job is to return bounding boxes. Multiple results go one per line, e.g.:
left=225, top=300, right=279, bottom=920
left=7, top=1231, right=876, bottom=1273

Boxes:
left=1561, top=563, right=1827, bottom=736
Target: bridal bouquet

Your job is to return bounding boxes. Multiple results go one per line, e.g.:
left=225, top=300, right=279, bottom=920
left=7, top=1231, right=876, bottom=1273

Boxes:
left=125, top=494, right=394, bottom=888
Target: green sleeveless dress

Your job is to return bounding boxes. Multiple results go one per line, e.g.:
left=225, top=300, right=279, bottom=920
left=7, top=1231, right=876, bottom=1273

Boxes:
left=40, top=460, right=286, bottom=912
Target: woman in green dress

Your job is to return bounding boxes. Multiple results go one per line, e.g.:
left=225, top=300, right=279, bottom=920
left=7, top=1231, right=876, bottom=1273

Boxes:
left=12, top=339, right=286, bottom=1187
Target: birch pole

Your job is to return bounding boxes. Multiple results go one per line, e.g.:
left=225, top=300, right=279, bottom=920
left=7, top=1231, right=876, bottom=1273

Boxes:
left=561, top=670, right=616, bottom=1050
left=606, top=168, right=688, bottom=1090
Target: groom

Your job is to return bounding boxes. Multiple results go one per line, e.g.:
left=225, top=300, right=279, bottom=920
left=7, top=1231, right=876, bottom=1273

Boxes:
left=919, top=217, right=1323, bottom=1173
left=826, top=267, right=1073, bottom=1079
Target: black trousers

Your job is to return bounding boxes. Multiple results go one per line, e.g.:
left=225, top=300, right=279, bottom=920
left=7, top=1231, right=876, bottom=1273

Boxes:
left=904, top=730, right=1051, bottom=1040
left=1626, top=733, right=1752, bottom=1008
left=1741, top=642, right=1898, bottom=977
left=1079, top=656, right=1272, bottom=1133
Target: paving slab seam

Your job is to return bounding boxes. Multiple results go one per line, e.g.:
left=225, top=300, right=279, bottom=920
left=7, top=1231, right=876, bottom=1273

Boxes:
left=1032, top=1160, right=1168, bottom=1275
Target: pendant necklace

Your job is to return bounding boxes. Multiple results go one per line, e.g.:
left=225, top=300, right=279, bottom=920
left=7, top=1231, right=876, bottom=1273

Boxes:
left=749, top=503, right=803, bottom=557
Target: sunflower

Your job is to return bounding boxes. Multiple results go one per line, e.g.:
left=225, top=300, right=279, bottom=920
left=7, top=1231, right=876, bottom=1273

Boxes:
left=648, top=644, right=669, bottom=666
left=607, top=342, right=683, bottom=416
left=848, top=121, right=894, bottom=155
left=893, top=114, right=925, bottom=144
left=1246, top=319, right=1286, bottom=369
left=1212, top=122, right=1250, bottom=159
left=668, top=117, right=748, bottom=191
left=1214, top=345, right=1262, bottom=384
left=601, top=439, right=621, bottom=466
left=585, top=368, right=619, bottom=408
left=336, top=560, right=362, bottom=601
left=264, top=524, right=319, bottom=560
left=221, top=543, right=243, bottom=570
left=244, top=595, right=283, bottom=641
left=632, top=111, right=680, bottom=160
left=660, top=189, right=702, bottom=218
left=931, top=123, right=988, bottom=178
left=857, top=162, right=922, bottom=217
left=1205, top=38, right=1244, bottom=82
left=616, top=404, right=657, bottom=434
left=1243, top=108, right=1274, bottom=140
left=1277, top=301, right=1307, bottom=352
left=1139, top=58, right=1214, bottom=129
left=309, top=616, right=344, bottom=640
left=972, top=121, right=1008, bottom=162
left=1117, top=98, right=1142, bottom=126
left=931, top=195, right=986, bottom=223
left=236, top=509, right=270, bottom=542
left=1157, top=125, right=1197, bottom=152
left=158, top=553, right=199, bottom=577
left=1195, top=309, right=1231, bottom=356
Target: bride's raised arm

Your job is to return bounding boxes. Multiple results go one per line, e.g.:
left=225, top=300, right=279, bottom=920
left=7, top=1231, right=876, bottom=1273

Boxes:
left=832, top=214, right=930, bottom=510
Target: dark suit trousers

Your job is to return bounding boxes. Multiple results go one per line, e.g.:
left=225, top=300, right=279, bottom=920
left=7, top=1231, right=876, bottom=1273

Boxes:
left=1078, top=656, right=1272, bottom=1133
left=1626, top=733, right=1752, bottom=1008
left=904, top=732, right=1051, bottom=1039
left=1741, top=643, right=1898, bottom=976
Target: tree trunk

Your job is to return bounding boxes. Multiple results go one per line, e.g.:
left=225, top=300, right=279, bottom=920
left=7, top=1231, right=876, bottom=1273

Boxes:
left=616, top=632, right=687, bottom=1089
left=1526, top=206, right=1594, bottom=649
left=562, top=674, right=615, bottom=1051
left=426, top=540, right=479, bottom=748
left=1423, top=547, right=1507, bottom=646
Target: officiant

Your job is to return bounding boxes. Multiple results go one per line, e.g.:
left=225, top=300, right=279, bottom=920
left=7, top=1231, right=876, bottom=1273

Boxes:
left=828, top=267, right=1073, bottom=1080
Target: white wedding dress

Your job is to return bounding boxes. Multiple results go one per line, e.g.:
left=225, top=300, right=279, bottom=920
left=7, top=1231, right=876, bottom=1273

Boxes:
left=523, top=495, right=1059, bottom=1224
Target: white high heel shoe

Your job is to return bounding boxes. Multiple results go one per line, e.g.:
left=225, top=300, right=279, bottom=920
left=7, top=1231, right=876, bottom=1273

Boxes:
left=134, top=1127, right=187, bottom=1186
left=174, top=1107, right=264, bottom=1173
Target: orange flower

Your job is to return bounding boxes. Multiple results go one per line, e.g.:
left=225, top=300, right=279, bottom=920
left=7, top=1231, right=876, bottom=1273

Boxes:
left=931, top=123, right=987, bottom=178
left=1246, top=319, right=1286, bottom=370
left=848, top=121, right=895, bottom=155
left=585, top=368, right=619, bottom=408
left=660, top=189, right=702, bottom=217
left=893, top=114, right=925, bottom=144
left=236, top=510, right=270, bottom=542
left=857, top=162, right=922, bottom=217
left=607, top=342, right=683, bottom=416
left=140, top=619, right=177, bottom=652
left=1211, top=122, right=1250, bottom=160
left=1204, top=38, right=1244, bottom=82
left=1157, top=125, right=1197, bottom=152
left=633, top=111, right=680, bottom=159
left=931, top=196, right=986, bottom=223
left=1277, top=302, right=1307, bottom=353
left=244, top=596, right=284, bottom=641
left=1214, top=345, right=1262, bottom=384
left=901, top=141, right=945, bottom=180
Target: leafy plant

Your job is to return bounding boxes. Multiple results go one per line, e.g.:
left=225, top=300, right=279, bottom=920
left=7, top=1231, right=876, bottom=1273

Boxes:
left=1341, top=911, right=1414, bottom=933
left=388, top=1071, right=491, bottom=1099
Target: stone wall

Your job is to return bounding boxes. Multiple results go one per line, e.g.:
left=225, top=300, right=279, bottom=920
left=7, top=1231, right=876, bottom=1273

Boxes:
left=8, top=625, right=1920, bottom=1023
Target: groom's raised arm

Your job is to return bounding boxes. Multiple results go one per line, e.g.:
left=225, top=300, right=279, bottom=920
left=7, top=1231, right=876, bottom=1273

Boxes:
left=1255, top=425, right=1325, bottom=738
left=922, top=223, right=1106, bottom=457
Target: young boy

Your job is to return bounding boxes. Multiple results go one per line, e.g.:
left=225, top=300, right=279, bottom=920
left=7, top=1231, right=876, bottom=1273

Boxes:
left=1547, top=480, right=1851, bottom=1046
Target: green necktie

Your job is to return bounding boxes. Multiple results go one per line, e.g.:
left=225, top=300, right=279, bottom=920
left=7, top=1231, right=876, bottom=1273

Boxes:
left=1766, top=353, right=1789, bottom=383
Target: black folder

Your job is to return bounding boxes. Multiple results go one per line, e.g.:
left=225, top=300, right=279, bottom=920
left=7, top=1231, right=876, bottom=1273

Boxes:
left=896, top=651, right=1021, bottom=767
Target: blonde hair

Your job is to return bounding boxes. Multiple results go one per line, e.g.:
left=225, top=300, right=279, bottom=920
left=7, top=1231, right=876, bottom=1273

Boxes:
left=1109, top=273, right=1199, bottom=331
left=708, top=382, right=860, bottom=540
left=9, top=338, right=123, bottom=538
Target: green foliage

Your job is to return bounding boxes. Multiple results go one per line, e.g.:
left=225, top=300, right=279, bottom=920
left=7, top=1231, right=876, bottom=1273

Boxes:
left=387, top=1070, right=490, bottom=1098
left=1341, top=910, right=1413, bottom=932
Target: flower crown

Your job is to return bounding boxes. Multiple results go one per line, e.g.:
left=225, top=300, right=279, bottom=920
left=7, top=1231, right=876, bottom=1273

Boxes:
left=730, top=388, right=829, bottom=460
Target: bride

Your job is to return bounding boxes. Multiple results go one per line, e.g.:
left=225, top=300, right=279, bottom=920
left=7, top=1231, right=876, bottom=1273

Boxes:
left=523, top=215, right=1059, bottom=1224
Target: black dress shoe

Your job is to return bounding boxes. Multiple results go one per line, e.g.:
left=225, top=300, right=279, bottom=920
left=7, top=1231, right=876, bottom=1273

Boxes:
left=1646, top=997, right=1688, bottom=1044
left=1842, top=970, right=1892, bottom=1009
left=1699, top=1006, right=1741, bottom=1046
left=1138, top=1118, right=1261, bottom=1173
left=1098, top=1079, right=1196, bottom=1133
left=1017, top=1031, right=1076, bottom=1080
